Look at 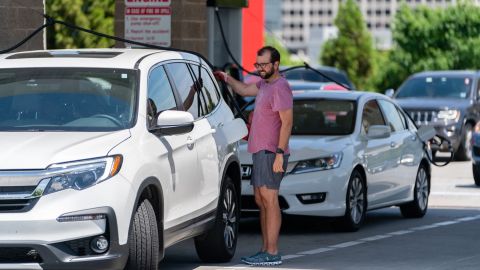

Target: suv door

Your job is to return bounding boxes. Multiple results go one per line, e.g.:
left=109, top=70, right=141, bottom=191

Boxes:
left=165, top=62, right=219, bottom=215
left=188, top=63, right=221, bottom=208
left=146, top=64, right=201, bottom=225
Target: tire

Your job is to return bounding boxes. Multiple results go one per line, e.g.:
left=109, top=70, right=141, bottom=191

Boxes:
left=455, top=123, right=473, bottom=161
left=125, top=199, right=159, bottom=270
left=400, top=164, right=429, bottom=218
left=472, top=164, right=480, bottom=186
left=336, top=170, right=367, bottom=232
left=194, top=176, right=239, bottom=262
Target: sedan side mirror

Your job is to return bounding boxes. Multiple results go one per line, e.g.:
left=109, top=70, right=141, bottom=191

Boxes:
left=367, top=125, right=391, bottom=139
left=385, top=89, right=395, bottom=98
left=150, top=110, right=194, bottom=135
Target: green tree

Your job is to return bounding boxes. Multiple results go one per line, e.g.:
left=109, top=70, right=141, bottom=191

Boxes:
left=376, top=2, right=480, bottom=91
left=46, top=0, right=115, bottom=49
left=321, top=0, right=376, bottom=90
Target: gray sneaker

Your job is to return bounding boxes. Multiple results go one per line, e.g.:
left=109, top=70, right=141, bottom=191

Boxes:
left=241, top=251, right=265, bottom=263
left=242, top=252, right=282, bottom=266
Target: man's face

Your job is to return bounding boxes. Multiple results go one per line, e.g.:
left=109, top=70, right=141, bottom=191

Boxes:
left=255, top=52, right=277, bottom=79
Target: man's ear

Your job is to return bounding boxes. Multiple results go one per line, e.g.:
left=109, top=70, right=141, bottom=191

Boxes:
left=273, top=61, right=280, bottom=70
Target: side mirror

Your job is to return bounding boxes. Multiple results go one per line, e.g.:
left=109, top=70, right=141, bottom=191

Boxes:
left=367, top=125, right=391, bottom=139
left=150, top=110, right=194, bottom=135
left=385, top=89, right=395, bottom=98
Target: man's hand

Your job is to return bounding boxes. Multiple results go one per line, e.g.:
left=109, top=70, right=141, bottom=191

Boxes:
left=213, top=71, right=228, bottom=83
left=273, top=154, right=284, bottom=173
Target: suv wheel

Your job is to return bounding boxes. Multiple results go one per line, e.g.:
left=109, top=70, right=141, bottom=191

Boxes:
left=195, top=176, right=238, bottom=262
left=336, top=170, right=366, bottom=232
left=455, top=123, right=473, bottom=161
left=400, top=164, right=429, bottom=218
left=125, top=199, right=159, bottom=270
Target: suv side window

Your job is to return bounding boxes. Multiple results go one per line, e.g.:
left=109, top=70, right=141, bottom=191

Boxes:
left=190, top=64, right=220, bottom=115
left=165, top=63, right=200, bottom=119
left=378, top=100, right=406, bottom=132
left=147, top=65, right=177, bottom=125
left=362, top=100, right=386, bottom=134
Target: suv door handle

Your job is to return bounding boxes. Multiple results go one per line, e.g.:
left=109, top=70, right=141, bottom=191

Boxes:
left=411, top=135, right=417, bottom=141
left=187, top=136, right=195, bottom=149
left=390, top=142, right=397, bottom=148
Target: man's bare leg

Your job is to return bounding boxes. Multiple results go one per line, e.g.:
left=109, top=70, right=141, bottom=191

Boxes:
left=258, top=186, right=281, bottom=255
left=254, top=187, right=267, bottom=252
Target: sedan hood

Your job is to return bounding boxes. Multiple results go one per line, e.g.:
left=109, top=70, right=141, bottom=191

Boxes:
left=239, top=135, right=352, bottom=164
left=0, top=130, right=130, bottom=169
left=395, top=97, right=471, bottom=111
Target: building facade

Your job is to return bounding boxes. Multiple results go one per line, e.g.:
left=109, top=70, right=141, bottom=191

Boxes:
left=0, top=0, right=45, bottom=52
left=277, top=0, right=466, bottom=63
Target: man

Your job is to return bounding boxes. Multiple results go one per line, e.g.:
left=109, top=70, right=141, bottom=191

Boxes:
left=214, top=46, right=293, bottom=266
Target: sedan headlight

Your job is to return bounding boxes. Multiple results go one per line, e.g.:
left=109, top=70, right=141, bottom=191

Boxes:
left=437, top=109, right=460, bottom=121
left=42, top=155, right=122, bottom=195
left=291, top=152, right=343, bottom=174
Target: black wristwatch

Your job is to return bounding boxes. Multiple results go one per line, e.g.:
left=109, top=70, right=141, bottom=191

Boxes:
left=276, top=148, right=285, bottom=154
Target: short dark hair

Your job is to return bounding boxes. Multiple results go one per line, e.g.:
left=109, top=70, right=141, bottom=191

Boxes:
left=257, top=46, right=280, bottom=64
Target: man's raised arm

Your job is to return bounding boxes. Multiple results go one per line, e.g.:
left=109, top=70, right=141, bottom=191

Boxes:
left=214, top=71, right=259, bottom=97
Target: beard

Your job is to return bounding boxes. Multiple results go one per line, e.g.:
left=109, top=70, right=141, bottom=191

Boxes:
left=259, top=69, right=274, bottom=79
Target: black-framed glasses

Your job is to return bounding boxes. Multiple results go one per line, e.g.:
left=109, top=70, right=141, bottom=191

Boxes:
left=253, top=62, right=272, bottom=69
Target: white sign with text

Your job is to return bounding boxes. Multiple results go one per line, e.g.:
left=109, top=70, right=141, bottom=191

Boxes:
left=125, top=3, right=171, bottom=47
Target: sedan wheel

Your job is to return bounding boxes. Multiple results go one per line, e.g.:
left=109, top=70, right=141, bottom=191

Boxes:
left=336, top=170, right=367, bottom=232
left=400, top=164, right=429, bottom=218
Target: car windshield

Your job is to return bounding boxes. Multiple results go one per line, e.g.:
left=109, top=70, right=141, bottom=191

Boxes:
left=283, top=69, right=352, bottom=88
left=0, top=68, right=137, bottom=131
left=293, top=99, right=356, bottom=135
left=396, top=76, right=472, bottom=99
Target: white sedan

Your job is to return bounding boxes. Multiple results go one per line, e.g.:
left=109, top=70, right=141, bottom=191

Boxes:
left=240, top=91, right=431, bottom=231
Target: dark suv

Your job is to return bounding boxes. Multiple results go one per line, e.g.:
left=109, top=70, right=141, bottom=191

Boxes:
left=389, top=70, right=480, bottom=161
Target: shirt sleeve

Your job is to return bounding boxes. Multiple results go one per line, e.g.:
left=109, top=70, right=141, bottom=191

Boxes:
left=272, top=81, right=293, bottom=112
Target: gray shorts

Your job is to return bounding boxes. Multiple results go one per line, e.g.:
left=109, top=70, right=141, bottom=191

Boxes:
left=251, top=150, right=290, bottom=190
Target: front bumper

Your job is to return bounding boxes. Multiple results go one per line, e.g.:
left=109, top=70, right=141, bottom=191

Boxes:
left=241, top=166, right=350, bottom=217
left=0, top=176, right=134, bottom=269
left=0, top=207, right=128, bottom=270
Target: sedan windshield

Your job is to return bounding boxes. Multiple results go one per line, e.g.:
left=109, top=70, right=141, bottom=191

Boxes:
left=293, top=99, right=356, bottom=135
left=0, top=68, right=137, bottom=131
left=396, top=76, right=472, bottom=99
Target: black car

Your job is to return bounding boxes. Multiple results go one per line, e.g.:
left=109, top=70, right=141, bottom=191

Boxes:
left=389, top=70, right=480, bottom=160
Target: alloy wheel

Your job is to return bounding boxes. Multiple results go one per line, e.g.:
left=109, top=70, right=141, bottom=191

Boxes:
left=349, top=176, right=365, bottom=224
left=222, top=187, right=237, bottom=249
left=416, top=167, right=429, bottom=211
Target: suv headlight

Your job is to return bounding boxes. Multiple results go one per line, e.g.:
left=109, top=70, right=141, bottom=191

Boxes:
left=291, top=152, right=343, bottom=174
left=437, top=109, right=460, bottom=121
left=42, top=155, right=122, bottom=195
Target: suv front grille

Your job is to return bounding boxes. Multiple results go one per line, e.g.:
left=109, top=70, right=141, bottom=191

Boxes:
left=407, top=110, right=437, bottom=125
left=0, top=247, right=43, bottom=263
left=0, top=186, right=38, bottom=212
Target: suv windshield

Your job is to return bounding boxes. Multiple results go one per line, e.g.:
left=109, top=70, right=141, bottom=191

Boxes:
left=396, top=76, right=473, bottom=99
left=0, top=68, right=137, bottom=131
left=293, top=99, right=356, bottom=135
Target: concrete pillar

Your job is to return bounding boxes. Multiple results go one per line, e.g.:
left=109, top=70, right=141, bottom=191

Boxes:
left=0, top=0, right=45, bottom=52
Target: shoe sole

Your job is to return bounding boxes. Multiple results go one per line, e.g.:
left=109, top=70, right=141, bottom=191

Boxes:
left=242, top=260, right=283, bottom=266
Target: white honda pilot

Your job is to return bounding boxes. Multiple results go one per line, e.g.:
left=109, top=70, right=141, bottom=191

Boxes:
left=0, top=49, right=247, bottom=270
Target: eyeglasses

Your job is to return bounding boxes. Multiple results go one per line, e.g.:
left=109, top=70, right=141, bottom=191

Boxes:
left=253, top=62, right=272, bottom=69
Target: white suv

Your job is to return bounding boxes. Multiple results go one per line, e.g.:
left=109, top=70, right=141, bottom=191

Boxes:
left=0, top=49, right=247, bottom=269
